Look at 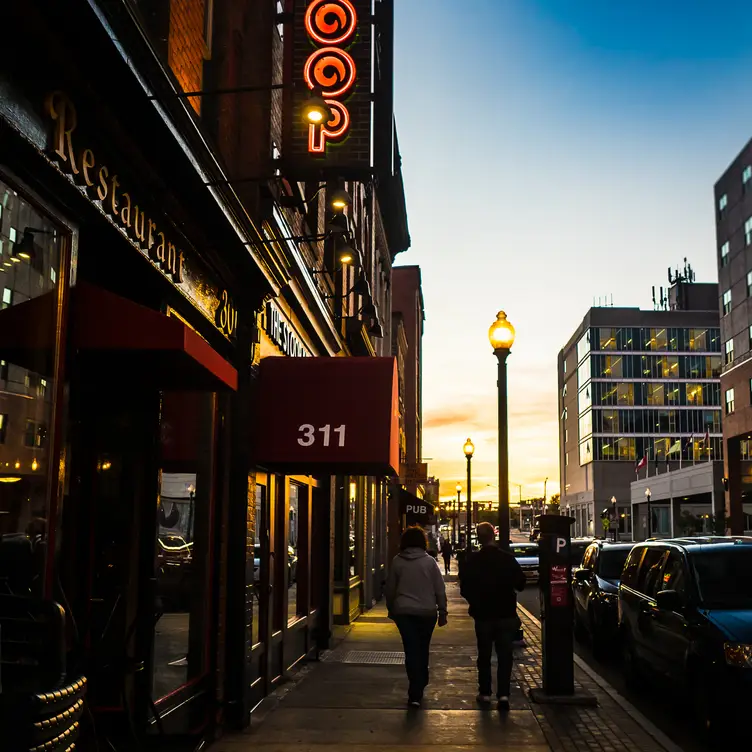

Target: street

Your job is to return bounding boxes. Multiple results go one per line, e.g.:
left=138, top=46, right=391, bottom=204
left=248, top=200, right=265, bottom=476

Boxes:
left=517, top=586, right=710, bottom=752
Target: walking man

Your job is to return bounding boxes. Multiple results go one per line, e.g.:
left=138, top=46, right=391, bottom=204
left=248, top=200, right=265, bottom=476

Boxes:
left=441, top=539, right=453, bottom=575
left=459, top=522, right=525, bottom=710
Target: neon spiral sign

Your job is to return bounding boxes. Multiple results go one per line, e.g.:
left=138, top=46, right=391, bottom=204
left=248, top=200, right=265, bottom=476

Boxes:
left=304, top=0, right=358, bottom=153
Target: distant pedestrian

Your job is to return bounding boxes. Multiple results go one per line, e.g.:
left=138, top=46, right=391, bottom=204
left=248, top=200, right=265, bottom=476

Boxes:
left=386, top=526, right=448, bottom=707
left=459, top=522, right=525, bottom=711
left=441, top=540, right=453, bottom=575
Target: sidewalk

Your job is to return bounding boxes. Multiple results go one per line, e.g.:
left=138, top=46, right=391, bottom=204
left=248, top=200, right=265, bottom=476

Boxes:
left=214, top=576, right=679, bottom=752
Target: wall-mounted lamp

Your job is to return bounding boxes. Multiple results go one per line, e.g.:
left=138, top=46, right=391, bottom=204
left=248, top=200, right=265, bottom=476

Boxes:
left=12, top=227, right=54, bottom=264
left=279, top=186, right=352, bottom=214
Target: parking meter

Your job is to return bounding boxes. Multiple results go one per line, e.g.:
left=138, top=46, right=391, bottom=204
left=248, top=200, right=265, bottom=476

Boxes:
left=538, top=514, right=575, bottom=696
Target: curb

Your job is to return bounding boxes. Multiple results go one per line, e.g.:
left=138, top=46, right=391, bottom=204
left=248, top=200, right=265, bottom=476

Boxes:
left=517, top=604, right=685, bottom=752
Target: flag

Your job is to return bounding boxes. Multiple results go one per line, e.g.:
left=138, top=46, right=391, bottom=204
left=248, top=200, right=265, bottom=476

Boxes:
left=667, top=439, right=681, bottom=456
left=635, top=455, right=646, bottom=476
left=683, top=434, right=694, bottom=466
left=704, top=430, right=711, bottom=461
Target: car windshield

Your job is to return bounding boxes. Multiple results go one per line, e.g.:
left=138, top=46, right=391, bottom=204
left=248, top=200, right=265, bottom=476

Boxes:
left=691, top=547, right=752, bottom=608
left=599, top=548, right=631, bottom=580
left=512, top=545, right=538, bottom=557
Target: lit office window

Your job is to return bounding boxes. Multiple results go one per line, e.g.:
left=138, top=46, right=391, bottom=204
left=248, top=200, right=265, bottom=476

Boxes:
left=720, top=242, right=730, bottom=267
left=723, top=289, right=732, bottom=315
left=725, top=338, right=735, bottom=365
left=719, top=194, right=728, bottom=212
left=726, top=388, right=735, bottom=415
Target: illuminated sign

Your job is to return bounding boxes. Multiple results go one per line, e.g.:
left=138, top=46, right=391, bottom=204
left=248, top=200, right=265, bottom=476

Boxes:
left=44, top=91, right=236, bottom=339
left=264, top=301, right=310, bottom=358
left=287, top=0, right=372, bottom=174
left=304, top=0, right=358, bottom=153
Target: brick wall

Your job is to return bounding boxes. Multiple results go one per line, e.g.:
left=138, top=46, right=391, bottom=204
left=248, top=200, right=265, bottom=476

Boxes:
left=168, top=0, right=207, bottom=115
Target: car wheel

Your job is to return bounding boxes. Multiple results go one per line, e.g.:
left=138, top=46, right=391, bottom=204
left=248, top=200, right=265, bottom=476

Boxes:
left=621, top=629, right=641, bottom=688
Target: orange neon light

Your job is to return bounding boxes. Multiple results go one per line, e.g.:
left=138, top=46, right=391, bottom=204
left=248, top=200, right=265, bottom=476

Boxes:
left=303, top=0, right=358, bottom=154
left=303, top=47, right=356, bottom=99
left=309, top=100, right=351, bottom=152
left=304, top=0, right=357, bottom=46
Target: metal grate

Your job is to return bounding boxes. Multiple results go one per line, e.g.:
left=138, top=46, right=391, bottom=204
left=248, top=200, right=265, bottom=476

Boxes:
left=340, top=650, right=405, bottom=665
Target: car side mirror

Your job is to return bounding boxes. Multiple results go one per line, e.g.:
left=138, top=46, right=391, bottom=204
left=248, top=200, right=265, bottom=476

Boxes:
left=574, top=568, right=592, bottom=583
left=655, top=589, right=681, bottom=611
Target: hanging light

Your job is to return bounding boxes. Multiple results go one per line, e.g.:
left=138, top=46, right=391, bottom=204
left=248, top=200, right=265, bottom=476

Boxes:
left=31, top=458, right=38, bottom=471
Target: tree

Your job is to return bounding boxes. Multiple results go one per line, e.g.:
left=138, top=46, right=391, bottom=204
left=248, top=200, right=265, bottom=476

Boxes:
left=548, top=493, right=561, bottom=515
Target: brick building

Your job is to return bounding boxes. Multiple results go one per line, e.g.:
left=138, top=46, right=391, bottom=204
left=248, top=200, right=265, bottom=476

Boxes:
left=714, top=137, right=752, bottom=533
left=0, top=1, right=410, bottom=749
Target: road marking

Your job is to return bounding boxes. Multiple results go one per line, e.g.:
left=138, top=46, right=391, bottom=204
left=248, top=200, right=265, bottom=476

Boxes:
left=517, top=603, right=685, bottom=752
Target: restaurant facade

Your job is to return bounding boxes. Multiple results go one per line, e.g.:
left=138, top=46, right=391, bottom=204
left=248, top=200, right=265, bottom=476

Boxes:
left=0, top=1, right=409, bottom=750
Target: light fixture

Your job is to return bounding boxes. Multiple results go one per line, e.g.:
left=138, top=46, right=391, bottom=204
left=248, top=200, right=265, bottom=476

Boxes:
left=351, top=275, right=370, bottom=296
left=369, top=320, right=384, bottom=338
left=13, top=230, right=36, bottom=260
left=14, top=460, right=20, bottom=470
left=488, top=310, right=516, bottom=352
left=31, top=458, right=38, bottom=471
left=358, top=301, right=377, bottom=318
left=0, top=476, right=22, bottom=483
left=10, top=256, right=21, bottom=264
left=339, top=251, right=354, bottom=264
left=455, top=483, right=462, bottom=493
left=303, top=90, right=331, bottom=125
left=326, top=213, right=349, bottom=234
left=329, top=188, right=352, bottom=212
left=463, top=438, right=475, bottom=458
left=101, top=460, right=112, bottom=471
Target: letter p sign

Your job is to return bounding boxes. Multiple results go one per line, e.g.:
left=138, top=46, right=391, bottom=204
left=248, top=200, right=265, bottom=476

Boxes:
left=555, top=537, right=567, bottom=554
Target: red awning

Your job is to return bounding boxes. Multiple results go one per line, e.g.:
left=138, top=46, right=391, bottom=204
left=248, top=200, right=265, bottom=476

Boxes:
left=0, top=282, right=237, bottom=391
left=255, top=355, right=400, bottom=476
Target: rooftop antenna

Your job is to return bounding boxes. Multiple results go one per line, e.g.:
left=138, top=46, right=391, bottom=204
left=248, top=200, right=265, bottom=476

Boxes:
left=652, top=286, right=656, bottom=309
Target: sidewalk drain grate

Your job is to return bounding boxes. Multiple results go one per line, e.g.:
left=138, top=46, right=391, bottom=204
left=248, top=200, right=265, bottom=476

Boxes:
left=341, top=650, right=405, bottom=665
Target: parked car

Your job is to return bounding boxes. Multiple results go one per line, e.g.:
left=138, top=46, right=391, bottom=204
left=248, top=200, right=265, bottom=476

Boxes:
left=511, top=543, right=539, bottom=582
left=618, top=537, right=752, bottom=737
left=569, top=538, right=595, bottom=573
left=573, top=541, right=633, bottom=657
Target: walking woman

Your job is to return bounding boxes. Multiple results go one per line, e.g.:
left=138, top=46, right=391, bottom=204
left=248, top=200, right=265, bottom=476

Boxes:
left=385, top=526, right=448, bottom=707
left=441, top=539, right=454, bottom=575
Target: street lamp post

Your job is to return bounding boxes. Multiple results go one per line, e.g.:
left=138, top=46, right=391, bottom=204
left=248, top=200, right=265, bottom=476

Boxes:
left=488, top=311, right=516, bottom=551
left=611, top=496, right=618, bottom=542
left=464, top=438, right=475, bottom=549
left=645, top=487, right=652, bottom=539
left=454, top=483, right=462, bottom=546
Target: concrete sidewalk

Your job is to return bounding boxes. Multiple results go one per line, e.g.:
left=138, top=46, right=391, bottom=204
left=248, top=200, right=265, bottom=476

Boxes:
left=213, top=578, right=679, bottom=752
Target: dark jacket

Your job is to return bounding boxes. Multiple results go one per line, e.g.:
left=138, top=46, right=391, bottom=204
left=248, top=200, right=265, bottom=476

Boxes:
left=459, top=544, right=526, bottom=620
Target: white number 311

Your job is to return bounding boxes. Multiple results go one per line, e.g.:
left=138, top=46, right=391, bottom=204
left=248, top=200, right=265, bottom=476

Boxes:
left=297, top=424, right=346, bottom=447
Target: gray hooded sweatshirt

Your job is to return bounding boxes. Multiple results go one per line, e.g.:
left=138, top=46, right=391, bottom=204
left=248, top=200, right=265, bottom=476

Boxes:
left=385, top=548, right=448, bottom=618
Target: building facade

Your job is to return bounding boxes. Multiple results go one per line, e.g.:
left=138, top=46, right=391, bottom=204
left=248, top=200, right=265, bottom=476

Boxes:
left=714, top=137, right=752, bottom=533
left=559, top=279, right=722, bottom=539
left=0, top=1, right=409, bottom=749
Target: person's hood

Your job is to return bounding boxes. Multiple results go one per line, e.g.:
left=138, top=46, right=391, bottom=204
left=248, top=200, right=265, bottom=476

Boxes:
left=399, top=547, right=428, bottom=560
left=704, top=609, right=752, bottom=642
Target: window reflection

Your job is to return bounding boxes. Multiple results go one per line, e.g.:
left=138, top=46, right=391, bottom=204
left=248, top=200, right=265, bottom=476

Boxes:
left=0, top=182, right=61, bottom=599
left=252, top=483, right=264, bottom=647
left=288, top=483, right=300, bottom=624
left=349, top=480, right=357, bottom=577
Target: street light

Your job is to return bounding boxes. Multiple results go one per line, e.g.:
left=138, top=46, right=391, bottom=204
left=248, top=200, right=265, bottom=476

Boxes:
left=645, top=487, right=652, bottom=539
left=611, top=496, right=618, bottom=542
left=488, top=310, right=516, bottom=551
left=464, top=438, right=475, bottom=549
left=454, top=483, right=462, bottom=546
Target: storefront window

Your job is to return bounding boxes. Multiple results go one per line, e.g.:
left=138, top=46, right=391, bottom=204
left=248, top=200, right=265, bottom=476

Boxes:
left=0, top=181, right=62, bottom=598
left=153, top=392, right=214, bottom=700
left=252, top=482, right=264, bottom=646
left=349, top=480, right=357, bottom=577
left=288, top=482, right=300, bottom=624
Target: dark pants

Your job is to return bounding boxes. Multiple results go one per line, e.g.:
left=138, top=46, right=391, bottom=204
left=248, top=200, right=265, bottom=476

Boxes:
left=474, top=618, right=516, bottom=698
left=442, top=555, right=451, bottom=574
left=394, top=614, right=437, bottom=701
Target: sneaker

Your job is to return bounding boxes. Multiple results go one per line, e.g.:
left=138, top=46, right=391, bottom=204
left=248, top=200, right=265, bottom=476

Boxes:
left=408, top=699, right=421, bottom=708
left=476, top=694, right=493, bottom=704
left=497, top=696, right=510, bottom=711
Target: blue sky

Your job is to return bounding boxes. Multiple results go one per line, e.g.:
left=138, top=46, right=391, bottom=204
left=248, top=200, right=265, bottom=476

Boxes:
left=391, top=0, right=752, bottom=503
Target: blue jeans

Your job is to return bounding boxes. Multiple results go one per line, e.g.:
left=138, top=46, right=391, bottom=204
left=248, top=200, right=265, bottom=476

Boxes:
left=394, top=614, right=436, bottom=701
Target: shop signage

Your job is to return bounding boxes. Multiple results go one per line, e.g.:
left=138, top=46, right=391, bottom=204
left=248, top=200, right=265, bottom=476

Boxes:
left=399, top=462, right=428, bottom=486
left=264, top=301, right=310, bottom=357
left=255, top=356, right=399, bottom=475
left=287, top=0, right=372, bottom=174
left=43, top=91, right=236, bottom=339
left=399, top=489, right=435, bottom=526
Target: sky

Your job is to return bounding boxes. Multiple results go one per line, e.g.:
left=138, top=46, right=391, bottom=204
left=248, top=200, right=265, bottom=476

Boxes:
left=391, top=0, right=752, bottom=505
